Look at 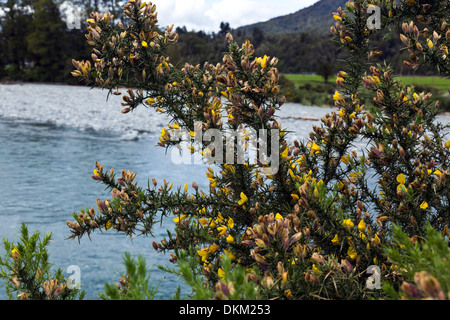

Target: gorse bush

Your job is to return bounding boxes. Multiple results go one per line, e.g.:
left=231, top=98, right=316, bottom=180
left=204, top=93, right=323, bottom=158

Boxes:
left=1, top=0, right=446, bottom=300
left=66, top=0, right=450, bottom=300
left=383, top=223, right=450, bottom=300
left=99, top=252, right=159, bottom=300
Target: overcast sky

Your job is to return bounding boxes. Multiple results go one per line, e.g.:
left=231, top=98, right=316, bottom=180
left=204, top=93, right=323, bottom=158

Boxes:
left=152, top=0, right=320, bottom=33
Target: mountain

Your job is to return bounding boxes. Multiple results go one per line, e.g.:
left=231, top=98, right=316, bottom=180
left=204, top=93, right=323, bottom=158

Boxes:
left=236, top=0, right=347, bottom=36
left=172, top=0, right=410, bottom=76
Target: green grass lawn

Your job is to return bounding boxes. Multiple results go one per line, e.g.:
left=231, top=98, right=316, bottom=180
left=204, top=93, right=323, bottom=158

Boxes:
left=397, top=76, right=450, bottom=94
left=284, top=74, right=450, bottom=95
left=284, top=74, right=336, bottom=87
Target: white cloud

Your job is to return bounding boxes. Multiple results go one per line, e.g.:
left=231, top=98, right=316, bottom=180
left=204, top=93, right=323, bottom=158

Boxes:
left=154, top=0, right=214, bottom=31
left=152, top=0, right=320, bottom=33
left=205, top=0, right=274, bottom=31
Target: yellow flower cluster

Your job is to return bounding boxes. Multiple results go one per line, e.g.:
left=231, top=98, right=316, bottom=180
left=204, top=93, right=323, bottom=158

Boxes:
left=197, top=244, right=219, bottom=268
left=71, top=60, right=91, bottom=79
left=255, top=55, right=268, bottom=69
left=194, top=211, right=236, bottom=269
left=334, top=217, right=381, bottom=261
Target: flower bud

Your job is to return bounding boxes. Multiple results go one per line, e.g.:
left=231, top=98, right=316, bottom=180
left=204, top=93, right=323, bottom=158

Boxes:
left=18, top=292, right=28, bottom=300
left=414, top=271, right=445, bottom=300
left=10, top=277, right=20, bottom=288
left=401, top=282, right=421, bottom=298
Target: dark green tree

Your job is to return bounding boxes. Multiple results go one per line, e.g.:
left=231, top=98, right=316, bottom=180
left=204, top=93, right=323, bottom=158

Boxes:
left=316, top=62, right=333, bottom=83
left=252, top=27, right=264, bottom=47
left=26, top=0, right=70, bottom=81
left=0, top=0, right=33, bottom=78
left=219, top=21, right=230, bottom=36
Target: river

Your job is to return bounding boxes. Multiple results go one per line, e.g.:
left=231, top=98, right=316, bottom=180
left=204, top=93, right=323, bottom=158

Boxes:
left=0, top=83, right=448, bottom=300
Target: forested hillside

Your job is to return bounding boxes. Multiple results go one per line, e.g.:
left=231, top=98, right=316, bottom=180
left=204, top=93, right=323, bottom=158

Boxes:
left=145, top=0, right=421, bottom=76
left=0, top=0, right=437, bottom=82
left=236, top=0, right=347, bottom=36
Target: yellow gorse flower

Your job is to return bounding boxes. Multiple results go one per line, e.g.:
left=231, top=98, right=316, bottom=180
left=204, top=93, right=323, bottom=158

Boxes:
left=420, top=201, right=429, bottom=210
left=255, top=55, right=268, bottom=68
left=197, top=248, right=209, bottom=262
left=358, top=219, right=366, bottom=232
left=312, top=264, right=319, bottom=273
left=209, top=244, right=219, bottom=253
left=217, top=225, right=227, bottom=236
left=222, top=250, right=236, bottom=261
left=373, top=234, right=381, bottom=245
left=11, top=248, right=20, bottom=260
left=396, top=174, right=406, bottom=185
left=227, top=217, right=234, bottom=229
left=343, top=219, right=354, bottom=229
left=218, top=268, right=225, bottom=280
left=206, top=171, right=217, bottom=187
left=341, top=154, right=350, bottom=165
left=216, top=212, right=225, bottom=225
left=347, top=246, right=357, bottom=260
left=333, top=91, right=343, bottom=101
left=309, top=142, right=321, bottom=156
left=238, top=192, right=248, bottom=206
left=397, top=184, right=408, bottom=193
left=173, top=214, right=187, bottom=223
left=197, top=244, right=219, bottom=263
left=331, top=234, right=340, bottom=246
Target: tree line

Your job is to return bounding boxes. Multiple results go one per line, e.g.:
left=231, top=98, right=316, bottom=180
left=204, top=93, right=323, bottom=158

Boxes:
left=0, top=0, right=122, bottom=82
left=0, top=0, right=432, bottom=83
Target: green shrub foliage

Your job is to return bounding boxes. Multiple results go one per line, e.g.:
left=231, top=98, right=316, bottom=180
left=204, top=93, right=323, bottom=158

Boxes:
left=66, top=0, right=450, bottom=300
left=0, top=223, right=85, bottom=300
